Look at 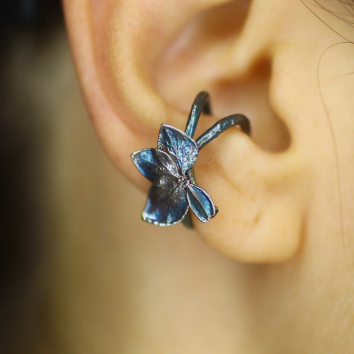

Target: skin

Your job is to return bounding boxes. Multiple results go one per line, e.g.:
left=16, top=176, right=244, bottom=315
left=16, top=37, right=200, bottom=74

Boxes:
left=38, top=0, right=354, bottom=353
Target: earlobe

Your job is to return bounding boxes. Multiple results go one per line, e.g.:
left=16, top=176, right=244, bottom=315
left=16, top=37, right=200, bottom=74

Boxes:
left=63, top=0, right=307, bottom=263
left=194, top=136, right=305, bottom=262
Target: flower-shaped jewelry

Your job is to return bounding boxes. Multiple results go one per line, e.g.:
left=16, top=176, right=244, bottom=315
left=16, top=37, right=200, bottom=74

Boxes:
left=131, top=92, right=251, bottom=227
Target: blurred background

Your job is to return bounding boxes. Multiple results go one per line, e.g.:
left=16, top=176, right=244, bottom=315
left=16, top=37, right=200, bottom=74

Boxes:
left=0, top=1, right=66, bottom=352
left=0, top=2, right=207, bottom=353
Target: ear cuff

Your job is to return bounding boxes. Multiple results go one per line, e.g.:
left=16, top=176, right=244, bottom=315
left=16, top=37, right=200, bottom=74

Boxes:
left=131, top=91, right=251, bottom=228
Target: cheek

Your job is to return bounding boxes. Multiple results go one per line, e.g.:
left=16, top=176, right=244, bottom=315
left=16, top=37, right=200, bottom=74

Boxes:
left=312, top=43, right=354, bottom=257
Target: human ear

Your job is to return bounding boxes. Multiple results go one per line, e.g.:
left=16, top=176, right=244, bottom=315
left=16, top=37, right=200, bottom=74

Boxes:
left=63, top=0, right=316, bottom=263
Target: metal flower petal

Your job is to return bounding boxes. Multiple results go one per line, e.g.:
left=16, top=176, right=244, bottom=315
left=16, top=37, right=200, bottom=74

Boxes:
left=186, top=184, right=217, bottom=223
left=131, top=148, right=181, bottom=184
left=131, top=92, right=251, bottom=227
left=142, top=182, right=189, bottom=226
left=157, top=124, right=199, bottom=175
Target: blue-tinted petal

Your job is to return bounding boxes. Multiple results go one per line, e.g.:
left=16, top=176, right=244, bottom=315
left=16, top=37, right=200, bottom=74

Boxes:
left=131, top=148, right=180, bottom=184
left=142, top=182, right=189, bottom=226
left=157, top=124, right=198, bottom=175
left=186, top=184, right=216, bottom=223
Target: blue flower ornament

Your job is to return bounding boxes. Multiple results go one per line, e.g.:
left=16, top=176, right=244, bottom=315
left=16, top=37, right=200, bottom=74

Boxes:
left=131, top=92, right=251, bottom=227
left=132, top=124, right=217, bottom=226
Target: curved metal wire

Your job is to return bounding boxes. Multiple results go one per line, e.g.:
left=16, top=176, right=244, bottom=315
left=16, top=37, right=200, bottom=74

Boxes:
left=184, top=91, right=211, bottom=138
left=182, top=93, right=251, bottom=229
left=196, top=114, right=251, bottom=150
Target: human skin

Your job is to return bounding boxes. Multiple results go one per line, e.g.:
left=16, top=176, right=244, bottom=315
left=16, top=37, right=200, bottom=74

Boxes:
left=53, top=0, right=354, bottom=353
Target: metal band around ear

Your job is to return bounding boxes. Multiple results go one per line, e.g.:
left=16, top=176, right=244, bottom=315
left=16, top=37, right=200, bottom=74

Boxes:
left=131, top=92, right=251, bottom=228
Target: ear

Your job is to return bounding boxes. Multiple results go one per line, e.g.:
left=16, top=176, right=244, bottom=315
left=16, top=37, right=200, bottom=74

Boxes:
left=62, top=0, right=313, bottom=263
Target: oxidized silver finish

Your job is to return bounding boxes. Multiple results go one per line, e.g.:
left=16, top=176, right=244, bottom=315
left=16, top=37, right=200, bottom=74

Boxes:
left=131, top=91, right=251, bottom=227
